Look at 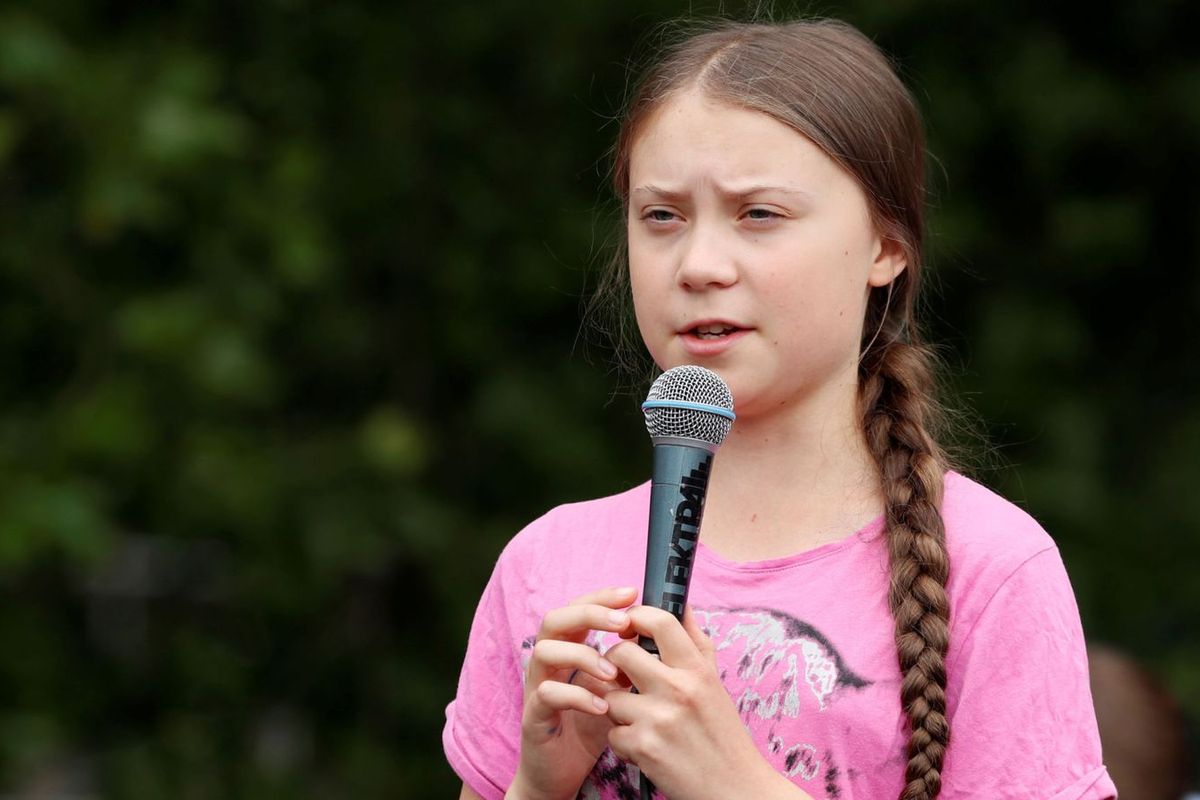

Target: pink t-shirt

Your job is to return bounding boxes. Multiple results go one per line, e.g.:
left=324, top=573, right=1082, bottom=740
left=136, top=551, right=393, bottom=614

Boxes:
left=444, top=472, right=1116, bottom=799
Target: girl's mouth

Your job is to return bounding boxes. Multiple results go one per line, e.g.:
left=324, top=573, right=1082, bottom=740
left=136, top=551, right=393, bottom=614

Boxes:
left=690, top=324, right=742, bottom=339
left=679, top=324, right=750, bottom=356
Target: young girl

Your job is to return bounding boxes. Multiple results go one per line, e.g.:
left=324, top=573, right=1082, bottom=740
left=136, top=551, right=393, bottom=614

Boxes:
left=444, top=18, right=1116, bottom=800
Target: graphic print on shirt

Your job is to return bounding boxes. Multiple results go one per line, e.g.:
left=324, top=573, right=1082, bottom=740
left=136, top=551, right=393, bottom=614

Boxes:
left=520, top=606, right=871, bottom=800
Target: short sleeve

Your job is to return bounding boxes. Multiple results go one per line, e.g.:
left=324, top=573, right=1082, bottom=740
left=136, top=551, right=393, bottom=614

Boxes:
left=941, top=547, right=1117, bottom=799
left=443, top=550, right=528, bottom=800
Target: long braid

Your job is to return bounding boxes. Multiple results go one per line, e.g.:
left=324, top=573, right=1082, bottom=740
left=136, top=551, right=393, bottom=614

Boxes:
left=861, top=336, right=952, bottom=800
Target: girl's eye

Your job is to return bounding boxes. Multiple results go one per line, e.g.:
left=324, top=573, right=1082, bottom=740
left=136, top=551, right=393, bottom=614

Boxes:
left=643, top=209, right=678, bottom=223
left=744, top=207, right=782, bottom=221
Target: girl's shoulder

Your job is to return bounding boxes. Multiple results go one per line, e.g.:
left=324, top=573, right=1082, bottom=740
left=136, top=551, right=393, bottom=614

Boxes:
left=942, top=469, right=1059, bottom=560
left=506, top=481, right=650, bottom=550
left=940, top=470, right=1072, bottom=612
left=491, top=482, right=652, bottom=590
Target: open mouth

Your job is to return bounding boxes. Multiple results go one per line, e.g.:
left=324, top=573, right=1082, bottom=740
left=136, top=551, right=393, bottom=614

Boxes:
left=690, top=324, right=742, bottom=339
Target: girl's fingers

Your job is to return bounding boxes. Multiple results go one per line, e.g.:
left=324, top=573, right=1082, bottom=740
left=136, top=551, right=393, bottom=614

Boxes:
left=602, top=685, right=647, bottom=726
left=527, top=639, right=621, bottom=687
left=604, top=638, right=672, bottom=692
left=680, top=605, right=716, bottom=666
left=537, top=599, right=635, bottom=644
left=526, top=679, right=610, bottom=728
left=568, top=585, right=639, bottom=607
left=623, top=605, right=706, bottom=670
left=569, top=667, right=624, bottom=697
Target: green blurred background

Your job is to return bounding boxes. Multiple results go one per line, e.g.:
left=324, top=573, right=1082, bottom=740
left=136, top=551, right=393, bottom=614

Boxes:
left=0, top=0, right=1196, bottom=797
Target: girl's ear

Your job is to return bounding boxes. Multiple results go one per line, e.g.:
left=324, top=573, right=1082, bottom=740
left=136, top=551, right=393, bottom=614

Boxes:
left=867, top=235, right=907, bottom=288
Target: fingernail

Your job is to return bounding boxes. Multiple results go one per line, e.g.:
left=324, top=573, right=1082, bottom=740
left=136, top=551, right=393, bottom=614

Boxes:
left=608, top=610, right=628, bottom=626
left=592, top=696, right=608, bottom=712
left=617, top=586, right=637, bottom=594
left=598, top=658, right=617, bottom=677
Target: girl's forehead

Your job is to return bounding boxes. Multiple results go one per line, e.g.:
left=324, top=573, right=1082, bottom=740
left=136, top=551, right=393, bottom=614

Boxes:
left=633, top=90, right=788, bottom=144
left=628, top=91, right=839, bottom=192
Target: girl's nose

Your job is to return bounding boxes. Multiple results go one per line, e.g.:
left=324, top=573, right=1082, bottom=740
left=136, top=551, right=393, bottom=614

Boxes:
left=675, top=221, right=739, bottom=290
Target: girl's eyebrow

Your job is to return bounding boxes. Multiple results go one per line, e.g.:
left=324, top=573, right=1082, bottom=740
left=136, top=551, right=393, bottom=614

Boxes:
left=631, top=183, right=813, bottom=202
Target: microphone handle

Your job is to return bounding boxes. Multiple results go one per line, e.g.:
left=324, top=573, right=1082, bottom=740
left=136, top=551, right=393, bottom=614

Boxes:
left=638, top=441, right=714, bottom=800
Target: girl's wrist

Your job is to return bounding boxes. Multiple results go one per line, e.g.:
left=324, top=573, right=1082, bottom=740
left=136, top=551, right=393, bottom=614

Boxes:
left=502, top=783, right=535, bottom=800
left=502, top=773, right=529, bottom=800
left=503, top=773, right=569, bottom=800
left=690, top=752, right=814, bottom=800
left=503, top=779, right=538, bottom=800
left=748, top=763, right=817, bottom=800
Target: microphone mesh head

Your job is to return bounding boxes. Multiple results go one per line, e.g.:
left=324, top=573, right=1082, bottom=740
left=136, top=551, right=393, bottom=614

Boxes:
left=643, top=365, right=734, bottom=446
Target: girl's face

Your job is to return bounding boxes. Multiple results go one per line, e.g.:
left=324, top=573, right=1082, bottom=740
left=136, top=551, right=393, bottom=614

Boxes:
left=626, top=90, right=905, bottom=420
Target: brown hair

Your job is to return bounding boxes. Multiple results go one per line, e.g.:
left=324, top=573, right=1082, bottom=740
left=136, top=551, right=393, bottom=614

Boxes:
left=603, top=19, right=952, bottom=799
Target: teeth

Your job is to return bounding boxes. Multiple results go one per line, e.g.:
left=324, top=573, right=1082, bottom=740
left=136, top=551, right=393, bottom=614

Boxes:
left=694, top=324, right=735, bottom=338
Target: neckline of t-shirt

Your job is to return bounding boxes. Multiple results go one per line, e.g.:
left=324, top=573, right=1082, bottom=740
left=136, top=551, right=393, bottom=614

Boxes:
left=696, top=513, right=886, bottom=573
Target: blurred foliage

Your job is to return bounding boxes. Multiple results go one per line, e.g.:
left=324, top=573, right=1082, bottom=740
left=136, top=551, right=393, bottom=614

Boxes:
left=0, top=0, right=1195, bottom=796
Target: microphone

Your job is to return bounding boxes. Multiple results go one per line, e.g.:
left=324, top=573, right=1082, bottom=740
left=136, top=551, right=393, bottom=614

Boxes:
left=636, top=365, right=735, bottom=799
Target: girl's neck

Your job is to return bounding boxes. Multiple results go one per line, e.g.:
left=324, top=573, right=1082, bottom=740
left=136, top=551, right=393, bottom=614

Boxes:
left=697, top=372, right=883, bottom=562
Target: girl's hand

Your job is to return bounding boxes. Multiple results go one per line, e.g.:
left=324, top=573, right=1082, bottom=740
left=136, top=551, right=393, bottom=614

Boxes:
left=507, top=586, right=636, bottom=800
left=603, top=606, right=813, bottom=800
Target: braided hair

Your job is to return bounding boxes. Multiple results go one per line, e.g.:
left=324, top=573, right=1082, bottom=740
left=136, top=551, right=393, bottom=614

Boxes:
left=604, top=18, right=953, bottom=798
